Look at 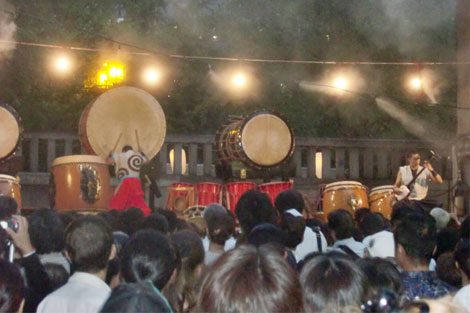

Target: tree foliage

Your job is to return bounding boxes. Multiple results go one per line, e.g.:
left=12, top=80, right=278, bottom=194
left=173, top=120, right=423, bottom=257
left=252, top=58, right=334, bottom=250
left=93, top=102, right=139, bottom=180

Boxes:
left=0, top=0, right=457, bottom=138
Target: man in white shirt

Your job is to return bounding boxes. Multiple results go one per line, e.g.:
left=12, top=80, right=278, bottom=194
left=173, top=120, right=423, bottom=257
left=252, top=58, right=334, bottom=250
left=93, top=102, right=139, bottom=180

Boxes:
left=328, top=209, right=367, bottom=258
left=37, top=216, right=116, bottom=313
left=274, top=190, right=327, bottom=262
left=393, top=150, right=443, bottom=212
left=360, top=213, right=395, bottom=258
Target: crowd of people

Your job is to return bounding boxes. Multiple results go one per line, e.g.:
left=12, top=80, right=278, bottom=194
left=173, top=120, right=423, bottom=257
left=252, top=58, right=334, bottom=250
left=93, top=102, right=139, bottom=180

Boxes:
left=0, top=188, right=469, bottom=313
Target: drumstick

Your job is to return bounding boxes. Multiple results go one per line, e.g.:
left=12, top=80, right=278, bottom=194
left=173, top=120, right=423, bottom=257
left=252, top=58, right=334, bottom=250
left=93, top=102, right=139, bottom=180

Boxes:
left=135, top=129, right=142, bottom=152
left=111, top=133, right=123, bottom=154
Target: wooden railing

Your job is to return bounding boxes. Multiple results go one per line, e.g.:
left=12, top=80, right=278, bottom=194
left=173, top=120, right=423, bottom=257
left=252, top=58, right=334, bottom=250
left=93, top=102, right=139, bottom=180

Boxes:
left=16, top=132, right=455, bottom=182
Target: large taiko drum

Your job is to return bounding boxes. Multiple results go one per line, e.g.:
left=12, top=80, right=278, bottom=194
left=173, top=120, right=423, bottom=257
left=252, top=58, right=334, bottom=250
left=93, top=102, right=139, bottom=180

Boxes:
left=224, top=181, right=257, bottom=212
left=322, top=181, right=368, bottom=216
left=0, top=104, right=22, bottom=162
left=215, top=112, right=295, bottom=169
left=79, top=86, right=166, bottom=159
left=50, top=155, right=112, bottom=212
left=258, top=181, right=293, bottom=205
left=0, top=174, right=21, bottom=209
left=196, top=183, right=222, bottom=206
left=369, top=185, right=395, bottom=219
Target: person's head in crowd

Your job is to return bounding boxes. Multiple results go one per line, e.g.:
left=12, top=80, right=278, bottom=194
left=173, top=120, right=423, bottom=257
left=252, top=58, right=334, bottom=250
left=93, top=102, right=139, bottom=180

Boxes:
left=59, top=211, right=80, bottom=230
left=393, top=213, right=436, bottom=270
left=305, top=217, right=322, bottom=229
left=100, top=281, right=172, bottom=313
left=358, top=258, right=403, bottom=301
left=141, top=213, right=169, bottom=235
left=247, top=223, right=287, bottom=248
left=120, top=229, right=178, bottom=290
left=173, top=197, right=187, bottom=217
left=274, top=189, right=305, bottom=214
left=65, top=215, right=115, bottom=274
left=360, top=212, right=387, bottom=237
left=235, top=190, right=277, bottom=236
left=157, top=210, right=178, bottom=234
left=454, top=239, right=470, bottom=285
left=433, top=228, right=460, bottom=260
left=280, top=211, right=305, bottom=249
left=0, top=260, right=25, bottom=313
left=390, top=204, right=417, bottom=232
left=43, top=263, right=69, bottom=292
left=28, top=208, right=65, bottom=255
left=354, top=207, right=371, bottom=226
left=117, top=207, right=145, bottom=236
left=436, top=252, right=462, bottom=288
left=197, top=245, right=302, bottom=313
left=430, top=208, right=451, bottom=229
left=97, top=211, right=119, bottom=231
left=247, top=224, right=297, bottom=269
left=460, top=216, right=469, bottom=241
left=0, top=196, right=18, bottom=220
left=300, top=252, right=366, bottom=313
left=165, top=231, right=205, bottom=313
left=328, top=209, right=356, bottom=241
left=205, top=208, right=234, bottom=246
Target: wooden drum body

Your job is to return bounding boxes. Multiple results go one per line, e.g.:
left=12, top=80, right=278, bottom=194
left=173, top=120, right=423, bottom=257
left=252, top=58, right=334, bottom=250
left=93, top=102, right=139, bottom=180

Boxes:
left=216, top=112, right=295, bottom=169
left=258, top=181, right=293, bottom=205
left=50, top=155, right=111, bottom=211
left=0, top=104, right=22, bottom=162
left=0, top=174, right=21, bottom=209
left=322, top=181, right=368, bottom=216
left=369, top=185, right=395, bottom=219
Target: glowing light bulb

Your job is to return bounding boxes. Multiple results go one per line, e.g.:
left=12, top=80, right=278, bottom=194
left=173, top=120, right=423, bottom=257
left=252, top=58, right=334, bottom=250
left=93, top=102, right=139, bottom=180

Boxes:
left=99, top=73, right=108, bottom=84
left=334, top=77, right=348, bottom=89
left=233, top=74, right=246, bottom=87
left=411, top=78, right=422, bottom=89
left=56, top=58, right=69, bottom=70
left=109, top=67, right=117, bottom=78
left=144, top=69, right=161, bottom=84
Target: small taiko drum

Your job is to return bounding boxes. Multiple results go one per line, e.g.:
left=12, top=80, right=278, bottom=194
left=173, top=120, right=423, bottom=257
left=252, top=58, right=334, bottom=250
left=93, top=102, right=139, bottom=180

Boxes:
left=0, top=174, right=21, bottom=210
left=258, top=181, right=293, bottom=205
left=369, top=185, right=395, bottom=219
left=50, top=155, right=111, bottom=212
left=196, top=183, right=222, bottom=206
left=224, top=181, right=257, bottom=212
left=165, top=183, right=196, bottom=210
left=0, top=104, right=22, bottom=162
left=322, top=181, right=368, bottom=216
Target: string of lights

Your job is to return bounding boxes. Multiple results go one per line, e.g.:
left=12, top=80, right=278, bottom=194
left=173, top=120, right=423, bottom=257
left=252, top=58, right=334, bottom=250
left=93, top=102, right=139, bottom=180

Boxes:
left=2, top=39, right=470, bottom=110
left=1, top=39, right=470, bottom=66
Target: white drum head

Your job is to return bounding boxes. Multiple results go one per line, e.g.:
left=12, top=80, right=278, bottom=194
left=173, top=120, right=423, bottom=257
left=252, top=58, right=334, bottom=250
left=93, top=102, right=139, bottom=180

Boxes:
left=0, top=106, right=20, bottom=160
left=241, top=114, right=292, bottom=166
left=324, top=181, right=365, bottom=192
left=0, top=174, right=17, bottom=182
left=52, top=155, right=107, bottom=167
left=83, top=86, right=166, bottom=159
left=370, top=185, right=395, bottom=196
